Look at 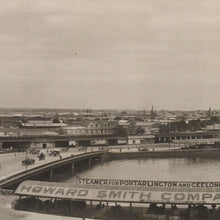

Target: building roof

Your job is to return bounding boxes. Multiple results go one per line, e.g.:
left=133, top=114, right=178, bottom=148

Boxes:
left=62, top=126, right=86, bottom=130
left=20, top=131, right=59, bottom=136
left=173, top=138, right=220, bottom=144
left=155, top=131, right=215, bottom=137
left=20, top=122, right=67, bottom=128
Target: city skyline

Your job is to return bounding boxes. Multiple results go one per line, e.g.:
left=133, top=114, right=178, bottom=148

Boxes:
left=0, top=1, right=220, bottom=110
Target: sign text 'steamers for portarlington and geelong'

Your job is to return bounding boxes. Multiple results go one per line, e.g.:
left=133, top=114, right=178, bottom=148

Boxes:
left=79, top=178, right=220, bottom=188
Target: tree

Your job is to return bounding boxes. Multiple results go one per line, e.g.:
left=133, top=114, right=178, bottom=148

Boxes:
left=159, top=124, right=169, bottom=134
left=114, top=116, right=121, bottom=120
left=187, top=119, right=202, bottom=131
left=52, top=114, right=62, bottom=123
left=209, top=116, right=219, bottom=125
left=117, top=126, right=128, bottom=136
left=136, top=126, right=145, bottom=135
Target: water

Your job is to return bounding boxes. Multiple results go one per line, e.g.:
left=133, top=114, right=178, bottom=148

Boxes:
left=62, top=157, right=220, bottom=183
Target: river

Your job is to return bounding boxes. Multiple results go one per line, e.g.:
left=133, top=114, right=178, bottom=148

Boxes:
left=60, top=157, right=220, bottom=183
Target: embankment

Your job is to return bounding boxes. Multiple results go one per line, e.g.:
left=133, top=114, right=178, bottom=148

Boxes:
left=107, top=148, right=220, bottom=159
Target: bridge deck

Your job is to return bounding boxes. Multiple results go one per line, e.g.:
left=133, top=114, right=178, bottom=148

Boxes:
left=0, top=151, right=102, bottom=188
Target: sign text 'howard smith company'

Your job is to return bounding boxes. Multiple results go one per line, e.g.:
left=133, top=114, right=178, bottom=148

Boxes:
left=16, top=181, right=220, bottom=204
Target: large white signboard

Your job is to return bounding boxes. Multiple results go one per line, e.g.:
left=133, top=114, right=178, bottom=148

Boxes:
left=15, top=180, right=220, bottom=204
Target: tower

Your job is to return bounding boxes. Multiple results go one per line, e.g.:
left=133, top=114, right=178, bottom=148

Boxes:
left=207, top=107, right=212, bottom=118
left=150, top=106, right=155, bottom=119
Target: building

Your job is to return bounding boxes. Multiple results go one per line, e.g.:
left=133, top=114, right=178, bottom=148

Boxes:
left=155, top=132, right=216, bottom=143
left=29, top=141, right=55, bottom=148
left=0, top=128, right=20, bottom=137
left=59, top=121, right=118, bottom=136
left=84, top=121, right=117, bottom=135
left=207, top=123, right=220, bottom=131
left=60, top=126, right=87, bottom=136
left=128, top=135, right=155, bottom=145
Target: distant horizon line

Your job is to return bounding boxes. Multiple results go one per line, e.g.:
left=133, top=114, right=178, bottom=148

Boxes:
left=0, top=107, right=216, bottom=112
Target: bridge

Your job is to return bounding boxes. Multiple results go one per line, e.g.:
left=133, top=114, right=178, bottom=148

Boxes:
left=0, top=151, right=102, bottom=189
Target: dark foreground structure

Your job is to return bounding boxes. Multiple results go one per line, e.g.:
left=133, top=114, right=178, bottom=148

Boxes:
left=12, top=180, right=220, bottom=220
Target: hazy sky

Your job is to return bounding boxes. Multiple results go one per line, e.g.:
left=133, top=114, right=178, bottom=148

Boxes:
left=0, top=0, right=220, bottom=110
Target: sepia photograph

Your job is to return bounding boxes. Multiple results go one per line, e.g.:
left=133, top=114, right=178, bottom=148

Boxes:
left=0, top=1, right=220, bottom=220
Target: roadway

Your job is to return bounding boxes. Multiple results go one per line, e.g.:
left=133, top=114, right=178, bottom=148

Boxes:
left=0, top=150, right=102, bottom=189
left=0, top=147, right=97, bottom=182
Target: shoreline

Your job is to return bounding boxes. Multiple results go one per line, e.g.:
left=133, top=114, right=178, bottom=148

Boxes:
left=107, top=148, right=220, bottom=159
left=0, top=194, right=93, bottom=220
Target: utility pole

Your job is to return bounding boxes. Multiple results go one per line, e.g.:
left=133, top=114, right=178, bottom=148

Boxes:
left=25, top=150, right=27, bottom=171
